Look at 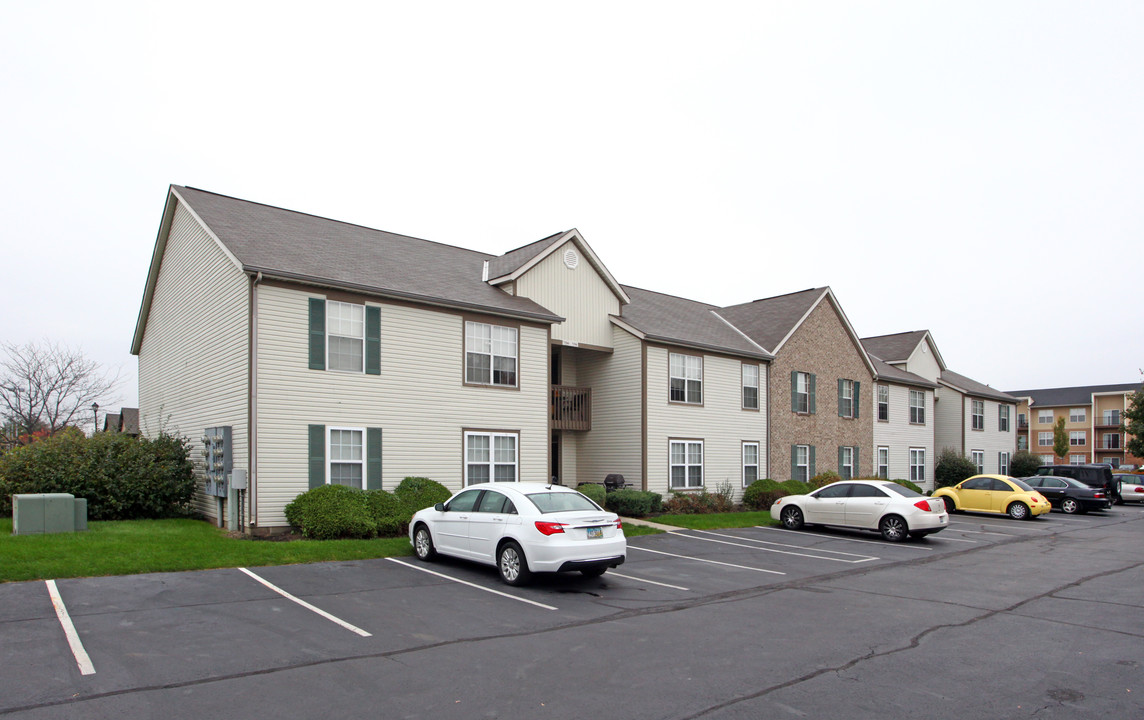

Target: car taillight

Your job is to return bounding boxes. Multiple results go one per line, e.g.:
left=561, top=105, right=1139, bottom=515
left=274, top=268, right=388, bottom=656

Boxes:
left=1135, top=487, right=1144, bottom=494
left=534, top=521, right=567, bottom=536
left=615, top=519, right=623, bottom=529
left=914, top=500, right=933, bottom=512
left=1094, top=491, right=1105, bottom=498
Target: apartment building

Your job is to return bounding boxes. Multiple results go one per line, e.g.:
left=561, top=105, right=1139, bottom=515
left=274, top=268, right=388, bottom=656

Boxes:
left=1007, top=384, right=1143, bottom=467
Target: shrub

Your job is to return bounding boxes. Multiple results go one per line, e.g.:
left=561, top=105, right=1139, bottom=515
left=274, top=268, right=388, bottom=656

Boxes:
left=576, top=483, right=606, bottom=508
left=780, top=480, right=810, bottom=496
left=366, top=490, right=413, bottom=537
left=1009, top=450, right=1043, bottom=478
left=661, top=490, right=735, bottom=514
left=284, top=484, right=377, bottom=539
left=0, top=431, right=195, bottom=520
left=935, top=448, right=978, bottom=489
left=883, top=477, right=923, bottom=494
left=743, top=479, right=788, bottom=511
left=809, top=471, right=841, bottom=489
left=393, top=476, right=451, bottom=513
left=605, top=488, right=661, bottom=517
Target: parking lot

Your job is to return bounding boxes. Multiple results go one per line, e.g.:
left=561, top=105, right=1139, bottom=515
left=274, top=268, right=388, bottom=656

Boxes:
left=3, top=504, right=1144, bottom=719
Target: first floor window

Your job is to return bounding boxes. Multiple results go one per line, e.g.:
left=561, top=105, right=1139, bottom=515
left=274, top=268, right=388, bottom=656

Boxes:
left=1070, top=431, right=1086, bottom=446
left=670, top=440, right=703, bottom=489
left=1070, top=454, right=1086, bottom=465
left=465, top=431, right=518, bottom=485
left=465, top=322, right=518, bottom=387
left=877, top=446, right=889, bottom=479
left=670, top=353, right=703, bottom=404
left=910, top=448, right=925, bottom=484
left=742, top=364, right=759, bottom=410
left=743, top=442, right=760, bottom=486
left=327, top=301, right=365, bottom=372
left=329, top=427, right=364, bottom=488
left=971, top=450, right=984, bottom=474
left=1039, top=454, right=1054, bottom=465
left=793, top=444, right=811, bottom=483
left=839, top=446, right=855, bottom=480
left=999, top=405, right=1010, bottom=432
left=971, top=400, right=985, bottom=430
left=999, top=451, right=1010, bottom=476
left=910, top=390, right=926, bottom=424
left=877, top=385, right=889, bottom=421
left=1038, top=432, right=1052, bottom=447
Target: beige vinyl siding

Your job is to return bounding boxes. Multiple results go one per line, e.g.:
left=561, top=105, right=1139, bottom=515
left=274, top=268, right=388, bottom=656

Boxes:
left=254, top=284, right=549, bottom=527
left=514, top=240, right=621, bottom=349
left=906, top=339, right=942, bottom=384
left=575, top=327, right=644, bottom=487
left=872, top=385, right=934, bottom=489
left=137, top=202, right=249, bottom=523
left=963, top=397, right=1016, bottom=474
left=645, top=346, right=767, bottom=500
left=935, top=388, right=963, bottom=455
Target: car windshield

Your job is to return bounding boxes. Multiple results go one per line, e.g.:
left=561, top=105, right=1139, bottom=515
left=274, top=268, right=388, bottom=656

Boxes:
left=525, top=491, right=602, bottom=514
left=1009, top=478, right=1035, bottom=492
left=882, top=483, right=921, bottom=498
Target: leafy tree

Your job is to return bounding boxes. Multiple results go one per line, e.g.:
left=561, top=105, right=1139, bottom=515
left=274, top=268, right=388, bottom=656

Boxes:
left=0, top=340, right=118, bottom=442
left=1009, top=450, right=1044, bottom=478
left=1122, top=382, right=1144, bottom=460
left=935, top=448, right=977, bottom=488
left=1053, top=416, right=1069, bottom=460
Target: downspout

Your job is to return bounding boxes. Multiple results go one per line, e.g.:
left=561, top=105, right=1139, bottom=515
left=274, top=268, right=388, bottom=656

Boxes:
left=248, top=271, right=262, bottom=530
left=765, top=362, right=771, bottom=481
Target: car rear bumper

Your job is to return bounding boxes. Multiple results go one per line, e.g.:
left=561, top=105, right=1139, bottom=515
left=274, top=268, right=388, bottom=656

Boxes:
left=556, top=555, right=626, bottom=573
left=907, top=513, right=949, bottom=532
left=526, top=535, right=628, bottom=573
left=1080, top=498, right=1111, bottom=510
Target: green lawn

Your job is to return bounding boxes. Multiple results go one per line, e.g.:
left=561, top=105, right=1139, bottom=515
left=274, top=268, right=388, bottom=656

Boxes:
left=652, top=511, right=778, bottom=530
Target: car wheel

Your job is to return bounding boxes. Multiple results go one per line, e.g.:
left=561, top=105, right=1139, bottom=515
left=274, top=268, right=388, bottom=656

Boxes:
left=580, top=567, right=607, bottom=578
left=879, top=515, right=908, bottom=542
left=497, top=541, right=532, bottom=586
left=1007, top=502, right=1030, bottom=520
left=942, top=496, right=956, bottom=514
left=1060, top=498, right=1080, bottom=514
left=413, top=524, right=436, bottom=561
left=1115, top=483, right=1125, bottom=505
left=780, top=505, right=804, bottom=530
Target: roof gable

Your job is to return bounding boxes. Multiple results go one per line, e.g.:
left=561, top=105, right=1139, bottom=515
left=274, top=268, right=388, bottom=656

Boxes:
left=487, top=229, right=631, bottom=306
left=861, top=330, right=947, bottom=372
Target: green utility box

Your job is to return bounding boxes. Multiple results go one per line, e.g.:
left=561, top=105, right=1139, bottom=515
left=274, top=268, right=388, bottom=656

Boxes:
left=12, top=493, right=88, bottom=535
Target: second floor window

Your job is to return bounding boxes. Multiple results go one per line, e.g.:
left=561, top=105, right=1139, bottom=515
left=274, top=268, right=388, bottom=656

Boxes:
left=1070, top=431, right=1086, bottom=446
left=838, top=379, right=857, bottom=418
left=327, top=301, right=365, bottom=372
left=1038, top=431, right=1052, bottom=447
left=971, top=400, right=985, bottom=431
left=670, top=353, right=703, bottom=404
left=999, top=405, right=1010, bottom=432
left=877, top=385, right=889, bottom=421
left=1103, top=433, right=1121, bottom=449
left=465, top=321, right=518, bottom=387
left=1104, top=410, right=1121, bottom=425
left=742, top=364, right=759, bottom=410
left=910, top=390, right=926, bottom=424
left=792, top=371, right=815, bottom=414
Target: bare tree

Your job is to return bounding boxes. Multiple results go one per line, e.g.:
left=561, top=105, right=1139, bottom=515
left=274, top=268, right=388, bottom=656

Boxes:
left=0, top=340, right=119, bottom=442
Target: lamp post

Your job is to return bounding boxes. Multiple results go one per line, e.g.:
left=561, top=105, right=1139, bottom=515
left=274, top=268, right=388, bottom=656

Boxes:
left=91, top=402, right=99, bottom=436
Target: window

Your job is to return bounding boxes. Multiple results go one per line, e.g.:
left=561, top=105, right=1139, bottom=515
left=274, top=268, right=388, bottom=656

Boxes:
left=670, top=354, right=703, bottom=404
left=670, top=440, right=703, bottom=489
left=999, top=451, right=1010, bottom=476
left=464, top=431, right=518, bottom=485
left=792, top=371, right=815, bottom=414
left=910, top=448, right=925, bottom=484
left=1069, top=431, right=1086, bottom=446
left=1069, top=454, right=1086, bottom=465
left=1103, top=433, right=1121, bottom=449
left=465, top=322, right=518, bottom=387
left=1038, top=410, right=1053, bottom=424
left=476, top=490, right=515, bottom=514
left=839, top=446, right=855, bottom=480
left=909, top=390, right=926, bottom=424
left=1069, top=408, right=1086, bottom=423
left=1038, top=431, right=1052, bottom=447
left=742, top=364, right=759, bottom=410
left=838, top=379, right=857, bottom=419
left=877, top=385, right=889, bottom=421
left=1018, top=412, right=1027, bottom=427
left=329, top=427, right=364, bottom=488
left=1104, top=410, right=1121, bottom=425
left=1039, top=454, right=1053, bottom=465
left=793, top=444, right=810, bottom=483
left=999, top=405, right=1010, bottom=432
left=743, top=442, right=760, bottom=486
left=877, top=446, right=889, bottom=479
left=1017, top=436, right=1028, bottom=450
left=971, top=400, right=984, bottom=431
left=327, top=301, right=365, bottom=372
left=971, top=450, right=984, bottom=474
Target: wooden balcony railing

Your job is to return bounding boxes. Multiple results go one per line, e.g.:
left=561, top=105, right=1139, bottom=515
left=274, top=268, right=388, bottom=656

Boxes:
left=552, top=385, right=591, bottom=431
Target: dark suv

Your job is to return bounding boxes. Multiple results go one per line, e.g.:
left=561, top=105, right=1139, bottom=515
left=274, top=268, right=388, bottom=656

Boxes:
left=1034, top=464, right=1118, bottom=502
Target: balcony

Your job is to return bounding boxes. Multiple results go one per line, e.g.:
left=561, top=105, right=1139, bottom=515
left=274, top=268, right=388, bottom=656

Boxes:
left=551, top=385, right=591, bottom=431
left=1095, top=414, right=1122, bottom=429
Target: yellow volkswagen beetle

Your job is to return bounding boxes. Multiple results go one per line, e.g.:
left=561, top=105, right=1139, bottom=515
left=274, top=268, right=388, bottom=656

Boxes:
left=932, top=474, right=1051, bottom=520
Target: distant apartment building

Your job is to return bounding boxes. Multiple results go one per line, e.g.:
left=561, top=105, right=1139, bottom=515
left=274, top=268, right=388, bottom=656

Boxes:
left=1007, top=383, right=1143, bottom=468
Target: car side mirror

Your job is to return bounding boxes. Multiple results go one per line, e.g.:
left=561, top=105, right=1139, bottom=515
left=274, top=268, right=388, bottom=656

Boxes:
left=434, top=503, right=445, bottom=512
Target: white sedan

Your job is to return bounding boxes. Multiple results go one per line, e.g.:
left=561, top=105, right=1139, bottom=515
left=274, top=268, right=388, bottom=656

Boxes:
left=770, top=480, right=948, bottom=542
left=1115, top=474, right=1144, bottom=504
left=409, top=482, right=626, bottom=585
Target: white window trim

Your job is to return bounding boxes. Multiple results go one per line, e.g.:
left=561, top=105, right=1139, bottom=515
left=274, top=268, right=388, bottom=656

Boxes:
left=909, top=448, right=925, bottom=484
left=464, top=431, right=519, bottom=485
left=909, top=390, right=926, bottom=425
left=327, top=426, right=365, bottom=488
left=670, top=353, right=703, bottom=404
left=326, top=300, right=365, bottom=374
left=742, top=441, right=760, bottom=487
left=465, top=322, right=519, bottom=388
left=877, top=446, right=889, bottom=479
left=999, top=405, right=1010, bottom=432
left=795, top=372, right=810, bottom=413
left=971, top=450, right=985, bottom=474
left=840, top=446, right=854, bottom=480
left=1037, top=411, right=1053, bottom=424
left=877, top=385, right=889, bottom=422
left=840, top=380, right=855, bottom=419
left=1069, top=431, right=1086, bottom=446
left=1038, top=432, right=1053, bottom=447
left=670, top=439, right=704, bottom=489
left=742, top=364, right=760, bottom=410
left=971, top=400, right=985, bottom=431
left=999, top=451, right=1010, bottom=476
left=794, top=444, right=810, bottom=483
left=1069, top=408, right=1086, bottom=423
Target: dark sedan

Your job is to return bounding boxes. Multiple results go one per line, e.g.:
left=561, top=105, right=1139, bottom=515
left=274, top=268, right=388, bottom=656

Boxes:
left=1021, top=475, right=1110, bottom=514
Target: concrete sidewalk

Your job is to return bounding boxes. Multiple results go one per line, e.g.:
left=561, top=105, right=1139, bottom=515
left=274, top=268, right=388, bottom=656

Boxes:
left=620, top=516, right=681, bottom=532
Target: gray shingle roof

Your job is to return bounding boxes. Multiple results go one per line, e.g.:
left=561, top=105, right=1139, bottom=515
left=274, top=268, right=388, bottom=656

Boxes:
left=940, top=370, right=1019, bottom=403
left=485, top=232, right=566, bottom=280
left=869, top=356, right=938, bottom=388
left=861, top=331, right=929, bottom=364
left=120, top=408, right=139, bottom=435
left=715, top=288, right=826, bottom=354
left=173, top=186, right=562, bottom=323
left=617, top=286, right=771, bottom=360
left=1005, top=383, right=1142, bottom=407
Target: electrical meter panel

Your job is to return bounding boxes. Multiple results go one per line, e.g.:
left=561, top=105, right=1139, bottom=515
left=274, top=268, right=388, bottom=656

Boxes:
left=201, top=426, right=232, bottom=497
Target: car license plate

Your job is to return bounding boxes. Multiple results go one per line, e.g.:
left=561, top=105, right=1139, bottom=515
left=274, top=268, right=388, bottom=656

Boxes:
left=586, top=526, right=603, bottom=539
left=940, top=516, right=947, bottom=524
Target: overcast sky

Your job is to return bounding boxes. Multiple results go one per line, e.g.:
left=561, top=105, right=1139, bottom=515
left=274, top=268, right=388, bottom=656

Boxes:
left=3, top=1, right=1142, bottom=415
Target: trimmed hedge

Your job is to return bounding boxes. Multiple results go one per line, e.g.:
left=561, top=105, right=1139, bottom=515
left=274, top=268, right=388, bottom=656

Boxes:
left=286, top=476, right=453, bottom=540
left=780, top=480, right=811, bottom=496
left=393, top=476, right=451, bottom=514
left=0, top=431, right=195, bottom=520
left=576, top=483, right=607, bottom=508
left=809, top=471, right=841, bottom=489
left=885, top=477, right=924, bottom=494
left=743, top=479, right=788, bottom=511
left=604, top=488, right=662, bottom=517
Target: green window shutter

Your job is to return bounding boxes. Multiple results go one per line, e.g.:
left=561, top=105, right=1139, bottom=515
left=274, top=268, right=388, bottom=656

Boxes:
left=854, top=446, right=860, bottom=476
left=838, top=446, right=844, bottom=473
left=790, top=371, right=799, bottom=412
left=365, top=306, right=381, bottom=375
left=838, top=379, right=845, bottom=417
left=366, top=427, right=382, bottom=489
left=308, top=424, right=326, bottom=489
left=308, top=299, right=326, bottom=370
left=809, top=446, right=816, bottom=477
left=853, top=381, right=860, bottom=418
left=808, top=374, right=817, bottom=414
left=790, top=444, right=797, bottom=480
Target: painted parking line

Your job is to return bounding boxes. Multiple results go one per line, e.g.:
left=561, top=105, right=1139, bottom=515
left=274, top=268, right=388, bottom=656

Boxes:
left=608, top=572, right=690, bottom=591
left=752, top=526, right=936, bottom=552
left=685, top=529, right=884, bottom=562
left=238, top=568, right=372, bottom=636
left=386, top=558, right=557, bottom=611
left=629, top=545, right=786, bottom=575
left=45, top=580, right=95, bottom=676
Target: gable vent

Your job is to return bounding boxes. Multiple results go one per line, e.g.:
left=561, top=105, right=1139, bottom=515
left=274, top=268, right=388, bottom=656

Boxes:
left=563, top=248, right=579, bottom=269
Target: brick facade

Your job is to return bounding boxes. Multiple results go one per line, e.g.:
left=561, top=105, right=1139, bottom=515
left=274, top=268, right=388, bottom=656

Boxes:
left=770, top=299, right=874, bottom=481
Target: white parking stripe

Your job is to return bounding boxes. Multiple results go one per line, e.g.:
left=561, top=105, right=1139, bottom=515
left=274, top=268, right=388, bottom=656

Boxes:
left=689, top=529, right=886, bottom=561
left=45, top=580, right=95, bottom=676
left=947, top=525, right=1014, bottom=536
left=608, top=572, right=690, bottom=591
left=238, top=568, right=372, bottom=636
left=386, top=558, right=557, bottom=610
left=751, top=526, right=935, bottom=552
left=629, top=545, right=786, bottom=575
